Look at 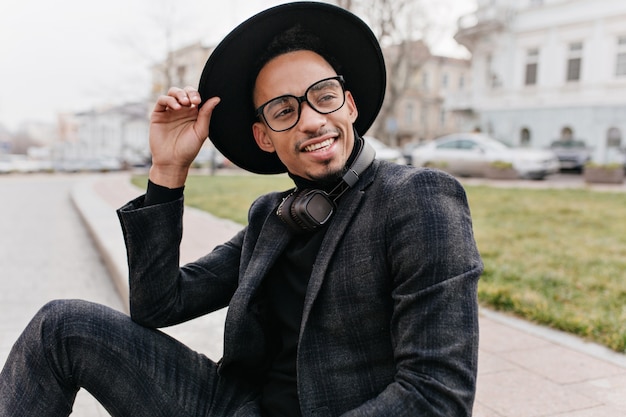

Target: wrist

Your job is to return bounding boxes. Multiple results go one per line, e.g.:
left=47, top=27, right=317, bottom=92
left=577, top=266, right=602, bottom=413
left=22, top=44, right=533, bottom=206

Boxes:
left=148, top=164, right=189, bottom=189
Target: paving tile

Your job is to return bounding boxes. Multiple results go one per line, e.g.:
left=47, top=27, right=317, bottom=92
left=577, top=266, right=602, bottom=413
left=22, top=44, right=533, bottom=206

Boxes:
left=476, top=369, right=600, bottom=417
left=479, top=316, right=551, bottom=353
left=74, top=390, right=107, bottom=416
left=477, top=350, right=519, bottom=375
left=554, top=405, right=626, bottom=417
left=569, top=374, right=626, bottom=411
left=472, top=401, right=505, bottom=417
left=161, top=309, right=227, bottom=361
left=501, top=344, right=626, bottom=384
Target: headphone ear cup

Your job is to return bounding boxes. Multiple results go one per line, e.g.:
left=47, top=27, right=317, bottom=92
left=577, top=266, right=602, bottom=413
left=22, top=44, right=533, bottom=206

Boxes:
left=277, top=191, right=304, bottom=232
left=277, top=189, right=335, bottom=233
left=291, top=190, right=335, bottom=230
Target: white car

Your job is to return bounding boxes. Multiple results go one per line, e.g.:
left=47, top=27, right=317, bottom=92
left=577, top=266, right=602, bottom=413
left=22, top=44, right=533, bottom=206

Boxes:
left=0, top=155, right=14, bottom=174
left=411, top=133, right=560, bottom=180
left=364, top=136, right=407, bottom=165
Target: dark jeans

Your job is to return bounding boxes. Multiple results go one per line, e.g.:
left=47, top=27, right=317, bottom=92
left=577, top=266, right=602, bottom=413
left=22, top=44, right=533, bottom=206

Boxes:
left=0, top=300, right=259, bottom=417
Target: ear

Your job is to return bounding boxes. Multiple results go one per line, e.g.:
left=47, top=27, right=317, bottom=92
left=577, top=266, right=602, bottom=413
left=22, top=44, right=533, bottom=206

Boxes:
left=345, top=91, right=359, bottom=124
left=253, top=122, right=276, bottom=153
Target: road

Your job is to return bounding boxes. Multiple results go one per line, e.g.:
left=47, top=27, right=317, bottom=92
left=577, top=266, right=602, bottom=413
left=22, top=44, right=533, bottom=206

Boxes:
left=0, top=173, right=124, bottom=416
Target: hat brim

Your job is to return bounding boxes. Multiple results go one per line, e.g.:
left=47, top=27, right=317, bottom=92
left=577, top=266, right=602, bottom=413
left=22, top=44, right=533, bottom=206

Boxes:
left=198, top=1, right=386, bottom=174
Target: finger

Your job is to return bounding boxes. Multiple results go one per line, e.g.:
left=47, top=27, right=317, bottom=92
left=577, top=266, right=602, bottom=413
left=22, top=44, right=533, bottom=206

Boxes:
left=167, top=87, right=195, bottom=107
left=183, top=86, right=202, bottom=107
left=153, top=94, right=183, bottom=112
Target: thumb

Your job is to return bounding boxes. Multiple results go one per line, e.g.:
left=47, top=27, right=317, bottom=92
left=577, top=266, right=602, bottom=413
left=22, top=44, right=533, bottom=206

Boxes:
left=196, top=97, right=221, bottom=139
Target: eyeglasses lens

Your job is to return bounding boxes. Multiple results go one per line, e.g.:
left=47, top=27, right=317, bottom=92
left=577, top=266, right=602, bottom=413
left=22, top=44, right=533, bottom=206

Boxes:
left=261, top=77, right=345, bottom=132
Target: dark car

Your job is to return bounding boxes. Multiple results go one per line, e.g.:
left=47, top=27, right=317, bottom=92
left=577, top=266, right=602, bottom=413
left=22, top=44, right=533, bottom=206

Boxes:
left=549, top=140, right=592, bottom=172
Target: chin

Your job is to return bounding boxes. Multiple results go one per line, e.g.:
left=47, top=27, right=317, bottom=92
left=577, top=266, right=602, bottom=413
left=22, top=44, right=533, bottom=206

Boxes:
left=309, top=162, right=345, bottom=185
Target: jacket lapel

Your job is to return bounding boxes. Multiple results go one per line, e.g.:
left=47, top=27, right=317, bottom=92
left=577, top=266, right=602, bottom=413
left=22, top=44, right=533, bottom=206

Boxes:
left=238, top=212, right=291, bottom=298
left=300, top=162, right=378, bottom=331
left=222, top=209, right=291, bottom=358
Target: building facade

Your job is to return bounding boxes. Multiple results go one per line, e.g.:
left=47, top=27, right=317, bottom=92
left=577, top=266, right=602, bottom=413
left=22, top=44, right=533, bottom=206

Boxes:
left=369, top=40, right=473, bottom=147
left=395, top=54, right=473, bottom=145
left=455, top=0, right=626, bottom=164
left=68, top=32, right=472, bottom=164
left=150, top=42, right=213, bottom=102
left=66, top=102, right=151, bottom=168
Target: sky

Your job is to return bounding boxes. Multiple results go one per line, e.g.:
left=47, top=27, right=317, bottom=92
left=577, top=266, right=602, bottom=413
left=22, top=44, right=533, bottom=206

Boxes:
left=0, top=0, right=476, bottom=132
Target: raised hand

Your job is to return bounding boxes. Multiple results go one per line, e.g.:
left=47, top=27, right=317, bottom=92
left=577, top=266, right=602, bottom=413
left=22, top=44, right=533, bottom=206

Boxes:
left=149, top=86, right=220, bottom=188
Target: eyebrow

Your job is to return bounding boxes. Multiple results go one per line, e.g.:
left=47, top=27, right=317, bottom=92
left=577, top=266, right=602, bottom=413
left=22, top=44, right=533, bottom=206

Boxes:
left=308, top=78, right=337, bottom=92
left=265, top=95, right=295, bottom=112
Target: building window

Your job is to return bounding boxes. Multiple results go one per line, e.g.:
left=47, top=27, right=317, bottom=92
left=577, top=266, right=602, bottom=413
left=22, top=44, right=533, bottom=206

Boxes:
left=442, top=73, right=449, bottom=89
left=404, top=102, right=415, bottom=126
left=485, top=54, right=501, bottom=89
left=605, top=127, right=622, bottom=164
left=525, top=48, right=539, bottom=85
left=176, top=65, right=187, bottom=85
left=607, top=127, right=622, bottom=148
left=520, top=128, right=531, bottom=147
left=420, top=104, right=427, bottom=126
left=422, top=72, right=429, bottom=91
left=566, top=42, right=583, bottom=82
left=561, top=126, right=574, bottom=141
left=616, top=36, right=626, bottom=77
left=459, top=75, right=465, bottom=90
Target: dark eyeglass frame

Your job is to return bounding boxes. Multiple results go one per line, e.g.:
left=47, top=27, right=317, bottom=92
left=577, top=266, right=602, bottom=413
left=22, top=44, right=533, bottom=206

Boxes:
left=255, top=75, right=346, bottom=132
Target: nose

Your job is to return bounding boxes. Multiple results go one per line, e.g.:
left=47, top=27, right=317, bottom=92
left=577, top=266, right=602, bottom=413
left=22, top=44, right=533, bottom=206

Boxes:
left=297, top=101, right=327, bottom=132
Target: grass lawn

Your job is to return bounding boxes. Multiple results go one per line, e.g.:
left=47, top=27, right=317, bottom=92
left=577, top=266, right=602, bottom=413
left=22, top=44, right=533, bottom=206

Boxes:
left=132, top=174, right=626, bottom=352
left=465, top=185, right=626, bottom=353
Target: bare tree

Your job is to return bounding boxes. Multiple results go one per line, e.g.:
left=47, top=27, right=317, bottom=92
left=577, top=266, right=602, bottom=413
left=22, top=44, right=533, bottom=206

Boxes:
left=335, top=0, right=354, bottom=10
left=335, top=0, right=437, bottom=145
left=110, top=0, right=200, bottom=101
left=11, top=131, right=38, bottom=155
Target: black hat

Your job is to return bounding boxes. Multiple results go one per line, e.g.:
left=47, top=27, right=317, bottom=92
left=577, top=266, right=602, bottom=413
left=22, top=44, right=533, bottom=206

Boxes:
left=198, top=1, right=386, bottom=174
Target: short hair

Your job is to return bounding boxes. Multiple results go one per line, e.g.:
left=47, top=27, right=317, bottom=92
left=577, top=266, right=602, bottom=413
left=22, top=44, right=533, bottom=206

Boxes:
left=253, top=25, right=342, bottom=82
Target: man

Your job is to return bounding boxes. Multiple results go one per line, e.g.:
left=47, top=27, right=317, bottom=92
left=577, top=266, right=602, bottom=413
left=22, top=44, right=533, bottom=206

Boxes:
left=0, top=3, right=482, bottom=416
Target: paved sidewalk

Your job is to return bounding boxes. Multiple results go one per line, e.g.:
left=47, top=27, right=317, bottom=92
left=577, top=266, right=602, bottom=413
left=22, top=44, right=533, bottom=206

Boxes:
left=72, top=172, right=626, bottom=417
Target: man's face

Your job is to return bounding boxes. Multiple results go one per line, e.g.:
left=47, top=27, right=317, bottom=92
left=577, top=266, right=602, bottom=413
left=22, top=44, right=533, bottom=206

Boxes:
left=252, top=50, right=358, bottom=182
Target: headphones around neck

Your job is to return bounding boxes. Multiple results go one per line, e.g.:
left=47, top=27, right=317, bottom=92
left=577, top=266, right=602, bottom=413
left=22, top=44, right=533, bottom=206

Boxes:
left=276, top=140, right=376, bottom=233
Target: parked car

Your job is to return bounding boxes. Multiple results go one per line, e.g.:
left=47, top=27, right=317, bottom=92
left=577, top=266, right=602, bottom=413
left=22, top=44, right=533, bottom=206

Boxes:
left=83, top=156, right=123, bottom=172
left=401, top=141, right=421, bottom=165
left=364, top=136, right=407, bottom=165
left=53, top=156, right=122, bottom=173
left=0, top=155, right=14, bottom=174
left=411, top=133, right=560, bottom=180
left=6, top=154, right=44, bottom=173
left=549, top=139, right=592, bottom=172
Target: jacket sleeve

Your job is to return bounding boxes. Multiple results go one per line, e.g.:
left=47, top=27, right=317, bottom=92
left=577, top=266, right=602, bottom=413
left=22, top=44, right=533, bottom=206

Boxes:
left=344, top=168, right=483, bottom=416
left=117, top=195, right=243, bottom=328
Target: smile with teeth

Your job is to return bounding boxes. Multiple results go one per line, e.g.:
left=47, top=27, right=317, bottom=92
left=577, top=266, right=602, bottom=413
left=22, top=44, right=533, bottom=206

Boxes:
left=303, top=138, right=334, bottom=152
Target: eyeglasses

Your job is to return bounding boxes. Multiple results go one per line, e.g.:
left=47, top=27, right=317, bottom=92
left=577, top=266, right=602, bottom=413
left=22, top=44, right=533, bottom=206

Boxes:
left=255, top=76, right=346, bottom=132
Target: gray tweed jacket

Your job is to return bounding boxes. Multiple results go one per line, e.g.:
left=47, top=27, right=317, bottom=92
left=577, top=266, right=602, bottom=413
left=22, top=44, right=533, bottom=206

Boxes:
left=118, top=160, right=483, bottom=417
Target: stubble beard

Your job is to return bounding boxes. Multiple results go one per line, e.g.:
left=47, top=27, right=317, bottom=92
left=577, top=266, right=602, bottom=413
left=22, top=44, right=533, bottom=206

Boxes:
left=301, top=128, right=349, bottom=184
